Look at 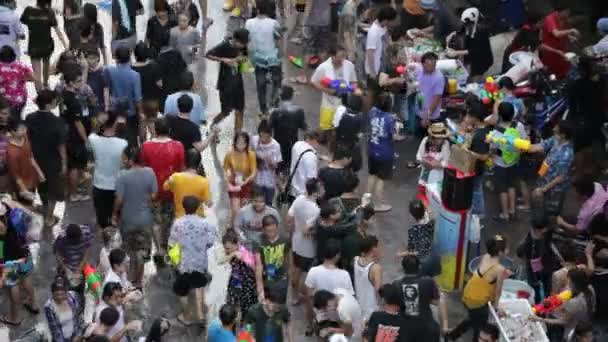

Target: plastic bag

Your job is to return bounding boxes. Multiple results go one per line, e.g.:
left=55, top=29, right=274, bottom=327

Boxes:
left=470, top=214, right=482, bottom=243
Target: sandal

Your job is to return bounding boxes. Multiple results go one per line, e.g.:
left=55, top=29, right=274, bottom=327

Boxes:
left=23, top=302, right=40, bottom=315
left=0, top=314, right=21, bottom=326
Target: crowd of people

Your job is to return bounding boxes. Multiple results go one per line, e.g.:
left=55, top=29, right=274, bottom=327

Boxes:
left=0, top=0, right=607, bottom=341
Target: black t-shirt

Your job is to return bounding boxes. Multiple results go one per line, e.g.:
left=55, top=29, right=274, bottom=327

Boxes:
left=394, top=276, right=439, bottom=322
left=257, top=235, right=291, bottom=283
left=156, top=48, right=187, bottom=97
left=167, top=115, right=201, bottom=151
left=145, top=16, right=177, bottom=58
left=112, top=0, right=143, bottom=39
left=319, top=167, right=351, bottom=200
left=69, top=21, right=105, bottom=53
left=206, top=40, right=245, bottom=92
left=20, top=6, right=57, bottom=53
left=26, top=111, right=67, bottom=174
left=269, top=103, right=307, bottom=146
left=336, top=111, right=362, bottom=146
left=469, top=126, right=491, bottom=175
left=244, top=303, right=290, bottom=342
left=365, top=311, right=422, bottom=342
left=87, top=68, right=107, bottom=112
left=464, top=29, right=494, bottom=77
left=315, top=216, right=356, bottom=262
left=0, top=209, right=30, bottom=262
left=380, top=63, right=408, bottom=94
left=61, top=89, right=85, bottom=145
left=132, top=62, right=163, bottom=101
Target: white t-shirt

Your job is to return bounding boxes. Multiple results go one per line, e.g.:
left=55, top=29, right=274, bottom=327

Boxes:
left=311, top=58, right=357, bottom=109
left=289, top=141, right=318, bottom=197
left=95, top=302, right=126, bottom=342
left=0, top=6, right=23, bottom=57
left=288, top=194, right=320, bottom=258
left=89, top=134, right=128, bottom=190
left=335, top=288, right=364, bottom=340
left=245, top=16, right=281, bottom=67
left=305, top=264, right=354, bottom=294
left=365, top=20, right=387, bottom=76
left=103, top=269, right=133, bottom=290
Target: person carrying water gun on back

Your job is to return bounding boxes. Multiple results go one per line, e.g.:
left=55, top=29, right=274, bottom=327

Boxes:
left=489, top=102, right=528, bottom=222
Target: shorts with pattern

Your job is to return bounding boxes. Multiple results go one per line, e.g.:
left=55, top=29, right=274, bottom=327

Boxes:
left=305, top=25, right=332, bottom=56
left=122, top=227, right=152, bottom=264
left=152, top=200, right=174, bottom=251
left=3, top=255, right=33, bottom=288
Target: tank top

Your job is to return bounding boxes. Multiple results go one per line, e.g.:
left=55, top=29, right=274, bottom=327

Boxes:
left=462, top=263, right=498, bottom=309
left=354, top=256, right=378, bottom=320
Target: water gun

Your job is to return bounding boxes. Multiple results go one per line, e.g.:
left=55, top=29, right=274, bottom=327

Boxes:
left=532, top=290, right=573, bottom=316
left=396, top=65, right=406, bottom=76
left=0, top=257, right=27, bottom=269
left=238, top=324, right=254, bottom=342
left=485, top=130, right=531, bottom=152
left=83, top=263, right=102, bottom=300
left=288, top=55, right=304, bottom=68
left=480, top=76, right=502, bottom=105
left=446, top=118, right=465, bottom=145
left=320, top=77, right=357, bottom=96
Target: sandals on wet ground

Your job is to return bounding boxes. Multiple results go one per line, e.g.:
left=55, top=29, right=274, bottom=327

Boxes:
left=0, top=314, right=21, bottom=326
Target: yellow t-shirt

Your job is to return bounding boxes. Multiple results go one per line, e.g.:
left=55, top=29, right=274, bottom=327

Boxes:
left=163, top=172, right=211, bottom=218
left=223, top=150, right=257, bottom=184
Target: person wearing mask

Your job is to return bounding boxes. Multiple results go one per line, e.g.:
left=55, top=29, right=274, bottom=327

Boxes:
left=112, top=146, right=158, bottom=287
left=206, top=28, right=249, bottom=134
left=354, top=235, right=382, bottom=321
left=245, top=0, right=283, bottom=117
left=140, top=118, right=185, bottom=259
left=53, top=223, right=93, bottom=293
left=367, top=93, right=395, bottom=212
left=166, top=94, right=216, bottom=153
left=318, top=146, right=353, bottom=200
left=447, top=236, right=511, bottom=341
left=44, top=280, right=83, bottom=342
left=169, top=12, right=201, bottom=66
left=25, top=90, right=66, bottom=227
left=89, top=112, right=128, bottom=230
left=251, top=120, right=282, bottom=205
left=7, top=118, right=43, bottom=203
left=0, top=46, right=36, bottom=121
left=132, top=42, right=163, bottom=138
left=287, top=178, right=321, bottom=306
left=234, top=186, right=280, bottom=243
left=163, top=71, right=206, bottom=125
left=164, top=149, right=211, bottom=218
left=225, top=132, right=258, bottom=222
left=269, top=85, right=307, bottom=176
left=169, top=196, right=216, bottom=325
left=531, top=268, right=596, bottom=340
left=20, top=0, right=68, bottom=90
left=539, top=2, right=579, bottom=79
left=208, top=304, right=238, bottom=342
left=311, top=289, right=363, bottom=340
left=311, top=46, right=358, bottom=152
left=365, top=6, right=397, bottom=92
left=446, top=7, right=493, bottom=79
left=145, top=0, right=177, bottom=59
left=244, top=286, right=293, bottom=342
left=557, top=177, right=608, bottom=233
left=527, top=120, right=575, bottom=217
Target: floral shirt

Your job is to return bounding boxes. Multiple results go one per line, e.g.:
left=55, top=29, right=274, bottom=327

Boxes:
left=0, top=61, right=31, bottom=107
left=407, top=220, right=434, bottom=259
left=168, top=214, right=216, bottom=274
left=539, top=137, right=574, bottom=194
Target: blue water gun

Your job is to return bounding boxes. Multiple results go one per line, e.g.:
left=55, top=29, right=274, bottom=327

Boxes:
left=446, top=118, right=465, bottom=145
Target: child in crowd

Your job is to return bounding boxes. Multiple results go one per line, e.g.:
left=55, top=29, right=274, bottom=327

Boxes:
left=415, top=122, right=450, bottom=185
left=398, top=198, right=440, bottom=277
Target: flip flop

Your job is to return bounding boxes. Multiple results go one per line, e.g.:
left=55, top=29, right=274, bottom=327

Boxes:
left=0, top=314, right=21, bottom=326
left=23, top=302, right=40, bottom=315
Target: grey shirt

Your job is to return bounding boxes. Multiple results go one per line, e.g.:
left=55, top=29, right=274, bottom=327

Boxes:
left=306, top=0, right=331, bottom=27
left=169, top=26, right=201, bottom=65
left=115, top=167, right=158, bottom=231
left=234, top=204, right=281, bottom=243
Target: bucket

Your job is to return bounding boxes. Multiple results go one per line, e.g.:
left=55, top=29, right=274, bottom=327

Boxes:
left=468, top=256, right=516, bottom=275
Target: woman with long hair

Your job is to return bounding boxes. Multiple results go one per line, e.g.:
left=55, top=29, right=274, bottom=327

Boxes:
left=224, top=132, right=257, bottom=222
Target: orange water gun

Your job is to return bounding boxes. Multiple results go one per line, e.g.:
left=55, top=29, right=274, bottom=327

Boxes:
left=532, top=290, right=572, bottom=316
left=238, top=324, right=254, bottom=342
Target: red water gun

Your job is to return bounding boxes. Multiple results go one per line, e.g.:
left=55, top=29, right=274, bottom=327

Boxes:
left=320, top=77, right=356, bottom=96
left=532, top=290, right=572, bottom=316
left=237, top=327, right=254, bottom=342
left=396, top=65, right=406, bottom=76
left=83, top=263, right=103, bottom=301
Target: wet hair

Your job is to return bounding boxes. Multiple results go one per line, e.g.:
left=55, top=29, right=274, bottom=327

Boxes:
left=99, top=306, right=120, bottom=327
left=279, top=85, right=294, bottom=101
left=530, top=215, right=549, bottom=230
left=35, top=89, right=58, bottom=109
left=222, top=229, right=240, bottom=245
left=319, top=200, right=339, bottom=220
left=306, top=178, right=320, bottom=196
left=154, top=117, right=170, bottom=136
left=360, top=235, right=379, bottom=254
left=480, top=323, right=500, bottom=340
left=109, top=248, right=127, bottom=269
left=262, top=214, right=279, bottom=228
left=179, top=71, right=195, bottom=91
left=65, top=224, right=83, bottom=244
left=219, top=304, right=238, bottom=326
left=233, top=28, right=250, bottom=45
left=233, top=132, right=250, bottom=150
left=313, top=290, right=336, bottom=309
left=401, top=254, right=420, bottom=274
left=498, top=102, right=515, bottom=122
left=556, top=120, right=575, bottom=140
left=185, top=149, right=201, bottom=169
left=177, top=94, right=194, bottom=114
left=421, top=52, right=439, bottom=63
left=101, top=282, right=123, bottom=302
left=322, top=239, right=341, bottom=261
left=257, top=119, right=272, bottom=135
left=134, top=42, right=149, bottom=62
left=376, top=5, right=397, bottom=22
left=378, top=283, right=401, bottom=306
left=182, top=196, right=201, bottom=215
left=114, top=46, right=131, bottom=64
left=498, top=76, right=515, bottom=90
left=409, top=199, right=426, bottom=221
left=486, top=235, right=507, bottom=257
left=0, top=45, right=16, bottom=63
left=573, top=177, right=596, bottom=198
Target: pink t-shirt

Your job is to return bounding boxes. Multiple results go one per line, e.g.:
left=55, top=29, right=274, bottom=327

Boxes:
left=0, top=61, right=31, bottom=107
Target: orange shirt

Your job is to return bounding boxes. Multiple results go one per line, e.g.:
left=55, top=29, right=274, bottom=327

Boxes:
left=163, top=171, right=211, bottom=217
left=7, top=137, right=39, bottom=191
left=223, top=149, right=257, bottom=184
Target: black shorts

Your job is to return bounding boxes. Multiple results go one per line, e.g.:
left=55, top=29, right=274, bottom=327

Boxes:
left=219, top=87, right=245, bottom=114
left=173, top=270, right=212, bottom=297
left=292, top=252, right=314, bottom=272
left=38, top=172, right=65, bottom=203
left=368, top=157, right=393, bottom=180
left=67, top=143, right=88, bottom=170
left=494, top=164, right=518, bottom=193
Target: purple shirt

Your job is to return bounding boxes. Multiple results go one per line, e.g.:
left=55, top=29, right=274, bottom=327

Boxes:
left=414, top=64, right=445, bottom=120
left=577, top=183, right=608, bottom=231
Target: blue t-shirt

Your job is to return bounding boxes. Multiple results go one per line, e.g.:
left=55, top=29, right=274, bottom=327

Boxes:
left=207, top=320, right=237, bottom=342
left=501, top=94, right=524, bottom=119
left=368, top=107, right=394, bottom=161
left=104, top=63, right=142, bottom=117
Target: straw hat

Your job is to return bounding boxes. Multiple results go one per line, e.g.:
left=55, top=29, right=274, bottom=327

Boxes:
left=427, top=122, right=449, bottom=138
